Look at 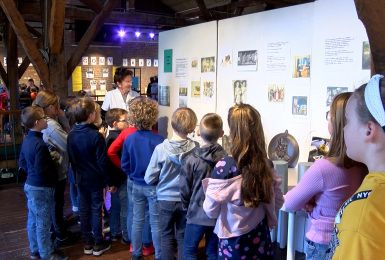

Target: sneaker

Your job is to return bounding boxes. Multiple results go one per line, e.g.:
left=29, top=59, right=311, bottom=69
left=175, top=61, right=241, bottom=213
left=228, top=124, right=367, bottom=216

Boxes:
left=111, top=234, right=121, bottom=242
left=142, top=244, right=155, bottom=256
left=30, top=252, right=40, bottom=260
left=47, top=252, right=69, bottom=260
left=84, top=245, right=93, bottom=255
left=93, top=241, right=111, bottom=256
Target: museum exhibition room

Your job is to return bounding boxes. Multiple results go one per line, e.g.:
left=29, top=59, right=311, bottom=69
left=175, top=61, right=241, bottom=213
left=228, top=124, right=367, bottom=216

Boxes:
left=0, top=0, right=384, bottom=259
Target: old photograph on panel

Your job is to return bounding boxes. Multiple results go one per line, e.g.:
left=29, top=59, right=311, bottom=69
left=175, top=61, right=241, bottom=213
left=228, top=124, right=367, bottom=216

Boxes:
left=201, top=57, right=215, bottom=73
left=191, top=81, right=201, bottom=97
left=179, top=87, right=188, bottom=96
left=326, top=86, right=348, bottom=106
left=293, top=55, right=311, bottom=78
left=268, top=84, right=284, bottom=102
left=233, top=80, right=247, bottom=104
left=203, top=81, right=214, bottom=98
left=237, top=50, right=257, bottom=70
left=191, top=58, right=198, bottom=69
left=158, top=85, right=170, bottom=106
left=220, top=54, right=232, bottom=67
left=292, top=96, right=308, bottom=116
left=362, top=41, right=371, bottom=70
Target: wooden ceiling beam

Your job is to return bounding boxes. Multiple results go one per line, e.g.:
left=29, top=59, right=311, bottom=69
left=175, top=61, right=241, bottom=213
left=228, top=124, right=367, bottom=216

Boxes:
left=18, top=56, right=31, bottom=79
left=0, top=0, right=50, bottom=86
left=78, top=0, right=103, bottom=13
left=194, top=0, right=212, bottom=20
left=66, top=0, right=120, bottom=79
left=26, top=24, right=42, bottom=37
left=49, top=0, right=66, bottom=54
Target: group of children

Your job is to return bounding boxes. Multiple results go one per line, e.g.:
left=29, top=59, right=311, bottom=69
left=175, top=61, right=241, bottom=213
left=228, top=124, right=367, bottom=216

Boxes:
left=19, top=72, right=385, bottom=260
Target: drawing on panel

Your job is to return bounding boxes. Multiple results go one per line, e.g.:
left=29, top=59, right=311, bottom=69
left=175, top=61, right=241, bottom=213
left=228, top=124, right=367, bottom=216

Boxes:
left=139, top=59, right=144, bottom=67
left=191, top=59, right=198, bottom=68
left=220, top=54, right=232, bottom=67
left=293, top=55, right=311, bottom=78
left=107, top=57, right=113, bottom=65
left=130, top=59, right=136, bottom=67
left=179, top=87, right=188, bottom=96
left=326, top=87, right=348, bottom=106
left=122, top=58, right=128, bottom=67
left=203, top=81, right=214, bottom=98
left=191, top=81, right=201, bottom=97
left=99, top=57, right=105, bottom=66
left=146, top=59, right=152, bottom=67
left=292, top=96, right=307, bottom=116
left=90, top=57, right=97, bottom=66
left=153, top=59, right=158, bottom=67
left=82, top=56, right=89, bottom=65
left=86, top=68, right=94, bottom=79
left=158, top=86, right=170, bottom=106
left=233, top=80, right=247, bottom=104
left=201, top=57, right=215, bottom=73
left=362, top=41, right=371, bottom=70
left=268, top=84, right=284, bottom=102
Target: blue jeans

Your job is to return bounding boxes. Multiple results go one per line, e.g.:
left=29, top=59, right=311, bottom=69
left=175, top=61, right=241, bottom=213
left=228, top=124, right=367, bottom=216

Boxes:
left=304, top=239, right=331, bottom=260
left=127, top=179, right=152, bottom=244
left=68, top=167, right=79, bottom=212
left=132, top=184, right=161, bottom=259
left=159, top=200, right=187, bottom=260
left=183, top=223, right=218, bottom=260
left=78, top=186, right=104, bottom=245
left=24, top=184, right=55, bottom=258
left=110, top=180, right=128, bottom=240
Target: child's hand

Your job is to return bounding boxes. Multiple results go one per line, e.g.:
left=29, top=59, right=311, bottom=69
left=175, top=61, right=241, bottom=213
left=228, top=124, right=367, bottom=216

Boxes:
left=108, top=186, right=118, bottom=193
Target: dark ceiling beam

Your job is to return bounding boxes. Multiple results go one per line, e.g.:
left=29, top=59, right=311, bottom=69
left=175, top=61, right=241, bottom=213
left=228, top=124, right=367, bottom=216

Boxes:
left=66, top=0, right=119, bottom=79
left=19, top=5, right=188, bottom=28
left=26, top=24, right=42, bottom=37
left=0, top=0, right=50, bottom=86
left=78, top=0, right=103, bottom=13
left=194, top=0, right=212, bottom=20
left=49, top=0, right=66, bottom=54
left=18, top=56, right=31, bottom=79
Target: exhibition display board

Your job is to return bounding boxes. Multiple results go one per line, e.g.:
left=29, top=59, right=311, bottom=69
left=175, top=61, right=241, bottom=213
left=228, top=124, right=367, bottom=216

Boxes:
left=158, top=0, right=370, bottom=163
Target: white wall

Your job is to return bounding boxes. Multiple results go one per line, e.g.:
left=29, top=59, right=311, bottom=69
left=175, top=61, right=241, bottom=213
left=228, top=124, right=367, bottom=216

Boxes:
left=158, top=0, right=370, bottom=163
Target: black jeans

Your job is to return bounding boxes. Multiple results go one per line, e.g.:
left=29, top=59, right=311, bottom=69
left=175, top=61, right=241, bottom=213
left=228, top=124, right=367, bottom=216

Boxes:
left=78, top=186, right=104, bottom=245
left=158, top=200, right=187, bottom=260
left=52, top=179, right=67, bottom=239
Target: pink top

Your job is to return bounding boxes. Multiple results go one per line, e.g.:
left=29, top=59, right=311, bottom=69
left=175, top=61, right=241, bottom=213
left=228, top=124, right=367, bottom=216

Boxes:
left=284, top=158, right=366, bottom=244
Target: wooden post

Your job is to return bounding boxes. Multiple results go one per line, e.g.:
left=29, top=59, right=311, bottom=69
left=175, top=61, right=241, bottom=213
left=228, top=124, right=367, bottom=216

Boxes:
left=5, top=22, right=19, bottom=111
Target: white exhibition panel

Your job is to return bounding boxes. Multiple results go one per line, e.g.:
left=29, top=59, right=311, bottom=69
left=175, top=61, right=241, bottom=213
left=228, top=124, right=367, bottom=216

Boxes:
left=158, top=0, right=370, bottom=163
left=158, top=21, right=217, bottom=138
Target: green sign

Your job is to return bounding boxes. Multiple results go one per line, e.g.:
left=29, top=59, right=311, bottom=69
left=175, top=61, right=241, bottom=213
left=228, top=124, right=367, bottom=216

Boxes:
left=164, top=49, right=173, bottom=73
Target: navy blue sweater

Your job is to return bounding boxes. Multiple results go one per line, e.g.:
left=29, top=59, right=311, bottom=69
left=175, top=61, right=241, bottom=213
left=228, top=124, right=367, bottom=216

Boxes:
left=121, top=130, right=164, bottom=185
left=67, top=124, right=110, bottom=191
left=19, top=131, right=57, bottom=187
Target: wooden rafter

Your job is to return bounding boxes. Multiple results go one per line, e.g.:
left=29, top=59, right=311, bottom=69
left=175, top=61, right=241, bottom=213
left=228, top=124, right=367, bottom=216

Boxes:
left=18, top=56, right=31, bottom=79
left=0, top=62, right=8, bottom=84
left=49, top=0, right=66, bottom=54
left=78, top=0, right=103, bottom=13
left=195, top=0, right=212, bottom=20
left=66, top=0, right=120, bottom=79
left=0, top=0, right=50, bottom=86
left=355, top=0, right=385, bottom=74
left=26, top=24, right=42, bottom=37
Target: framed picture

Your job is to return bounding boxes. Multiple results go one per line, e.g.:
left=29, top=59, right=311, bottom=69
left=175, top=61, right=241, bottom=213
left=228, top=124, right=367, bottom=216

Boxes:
left=99, top=57, right=105, bottom=66
left=146, top=59, right=152, bottom=67
left=107, top=57, right=113, bottom=65
left=90, top=56, right=97, bottom=65
left=82, top=56, right=89, bottom=65
left=154, top=59, right=158, bottom=67
left=131, top=59, right=136, bottom=67
left=139, top=59, right=144, bottom=67
left=122, top=58, right=128, bottom=67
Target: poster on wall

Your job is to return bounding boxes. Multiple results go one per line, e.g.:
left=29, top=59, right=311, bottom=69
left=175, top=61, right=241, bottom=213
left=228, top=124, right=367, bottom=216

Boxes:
left=326, top=86, right=348, bottom=106
left=324, top=37, right=354, bottom=67
left=233, top=80, right=247, bottom=104
left=203, top=81, right=215, bottom=100
left=191, top=58, right=199, bottom=69
left=268, top=84, right=285, bottom=102
left=154, top=59, right=159, bottom=67
left=90, top=80, right=97, bottom=91
left=292, top=96, right=308, bottom=116
left=139, top=59, right=144, bottom=67
left=131, top=59, right=136, bottom=67
left=191, top=81, right=201, bottom=97
left=237, top=50, right=257, bottom=71
left=146, top=59, right=152, bottom=67
left=82, top=57, right=89, bottom=65
left=201, top=57, right=215, bottom=73
left=176, top=58, right=189, bottom=78
left=99, top=57, right=105, bottom=66
left=86, top=68, right=94, bottom=79
left=122, top=58, right=128, bottom=67
left=90, top=57, right=97, bottom=66
left=266, top=41, right=289, bottom=72
left=99, top=80, right=106, bottom=91
left=159, top=85, right=170, bottom=106
left=293, top=55, right=311, bottom=78
left=107, top=57, right=113, bottom=65
left=362, top=41, right=371, bottom=70
left=164, top=49, right=173, bottom=72
left=102, top=68, right=109, bottom=78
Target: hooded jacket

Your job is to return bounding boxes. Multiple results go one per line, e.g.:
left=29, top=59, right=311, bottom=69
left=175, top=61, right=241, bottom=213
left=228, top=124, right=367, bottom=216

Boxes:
left=202, top=156, right=284, bottom=239
left=145, top=138, right=198, bottom=201
left=180, top=143, right=227, bottom=226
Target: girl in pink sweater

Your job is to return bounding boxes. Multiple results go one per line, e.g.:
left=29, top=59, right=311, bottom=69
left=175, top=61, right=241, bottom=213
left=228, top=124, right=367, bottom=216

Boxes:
left=203, top=104, right=284, bottom=259
left=284, top=92, right=367, bottom=260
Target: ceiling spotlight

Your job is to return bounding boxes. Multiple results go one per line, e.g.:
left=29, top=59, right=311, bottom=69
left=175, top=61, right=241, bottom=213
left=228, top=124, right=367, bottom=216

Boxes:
left=149, top=32, right=155, bottom=39
left=118, top=29, right=126, bottom=38
left=135, top=31, right=141, bottom=38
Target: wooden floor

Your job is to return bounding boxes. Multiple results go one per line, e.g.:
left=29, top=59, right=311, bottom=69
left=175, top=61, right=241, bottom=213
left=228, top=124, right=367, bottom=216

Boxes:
left=0, top=183, right=304, bottom=260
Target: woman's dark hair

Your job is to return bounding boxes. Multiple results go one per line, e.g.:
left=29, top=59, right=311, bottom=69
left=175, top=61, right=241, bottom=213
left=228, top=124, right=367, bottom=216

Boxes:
left=114, top=67, right=133, bottom=84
